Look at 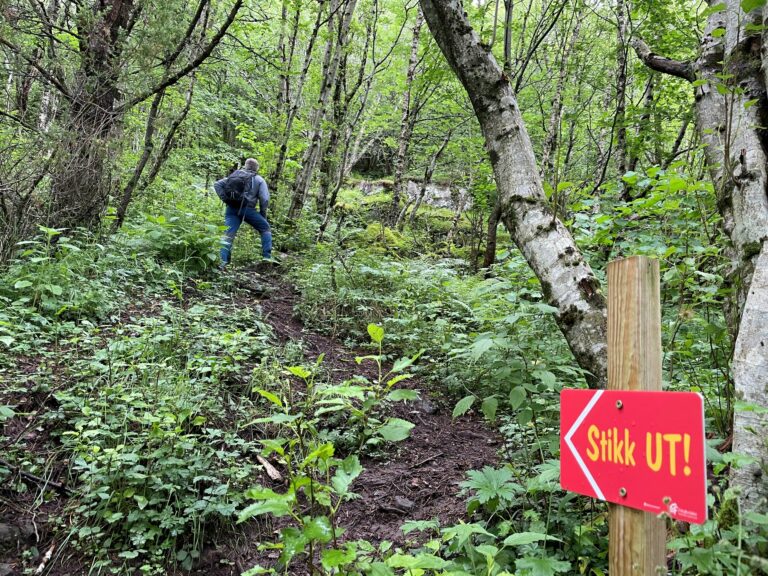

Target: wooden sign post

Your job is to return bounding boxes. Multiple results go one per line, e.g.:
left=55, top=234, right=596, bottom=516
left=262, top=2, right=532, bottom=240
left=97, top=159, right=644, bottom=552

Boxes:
left=606, top=256, right=665, bottom=575
left=561, top=256, right=708, bottom=572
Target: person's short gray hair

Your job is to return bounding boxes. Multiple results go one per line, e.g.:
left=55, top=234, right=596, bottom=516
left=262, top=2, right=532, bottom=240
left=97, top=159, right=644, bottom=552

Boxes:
left=244, top=158, right=259, bottom=172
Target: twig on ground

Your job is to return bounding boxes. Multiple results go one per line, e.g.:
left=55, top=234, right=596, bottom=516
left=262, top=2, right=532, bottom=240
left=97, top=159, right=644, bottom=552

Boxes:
left=411, top=452, right=443, bottom=469
left=377, top=505, right=408, bottom=515
left=0, top=458, right=73, bottom=496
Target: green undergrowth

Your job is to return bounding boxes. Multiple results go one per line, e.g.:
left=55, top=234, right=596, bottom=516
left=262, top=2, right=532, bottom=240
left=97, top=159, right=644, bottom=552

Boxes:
left=0, top=213, right=254, bottom=572
left=2, top=167, right=768, bottom=575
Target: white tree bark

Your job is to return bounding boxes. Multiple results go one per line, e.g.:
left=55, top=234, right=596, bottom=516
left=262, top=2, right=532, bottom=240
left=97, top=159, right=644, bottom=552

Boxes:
left=391, top=8, right=424, bottom=223
left=289, top=0, right=358, bottom=219
left=419, top=0, right=608, bottom=386
left=634, top=0, right=768, bottom=511
left=731, top=243, right=768, bottom=511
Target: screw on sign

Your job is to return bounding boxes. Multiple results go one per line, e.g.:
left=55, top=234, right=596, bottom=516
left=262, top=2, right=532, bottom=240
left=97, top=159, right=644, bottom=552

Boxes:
left=560, top=389, right=707, bottom=524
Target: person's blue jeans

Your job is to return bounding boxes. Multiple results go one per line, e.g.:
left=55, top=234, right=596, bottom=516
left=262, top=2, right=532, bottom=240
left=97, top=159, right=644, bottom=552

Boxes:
left=220, top=204, right=272, bottom=263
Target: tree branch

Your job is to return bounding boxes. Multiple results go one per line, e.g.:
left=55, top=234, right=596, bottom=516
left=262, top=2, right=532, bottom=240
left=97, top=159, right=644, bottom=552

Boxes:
left=631, top=37, right=695, bottom=82
left=120, top=0, right=243, bottom=111
left=0, top=36, right=71, bottom=100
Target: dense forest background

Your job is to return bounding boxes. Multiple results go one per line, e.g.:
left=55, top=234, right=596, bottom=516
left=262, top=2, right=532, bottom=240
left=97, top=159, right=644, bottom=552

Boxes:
left=1, top=0, right=767, bottom=574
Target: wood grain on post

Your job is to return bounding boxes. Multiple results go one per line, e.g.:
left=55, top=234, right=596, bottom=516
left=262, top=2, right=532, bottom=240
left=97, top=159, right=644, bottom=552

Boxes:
left=607, top=256, right=666, bottom=575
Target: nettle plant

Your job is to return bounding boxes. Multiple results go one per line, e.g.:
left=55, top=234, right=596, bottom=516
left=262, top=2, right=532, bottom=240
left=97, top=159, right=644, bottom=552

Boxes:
left=123, top=210, right=221, bottom=275
left=0, top=226, right=120, bottom=320
left=239, top=324, right=419, bottom=574
left=51, top=301, right=272, bottom=572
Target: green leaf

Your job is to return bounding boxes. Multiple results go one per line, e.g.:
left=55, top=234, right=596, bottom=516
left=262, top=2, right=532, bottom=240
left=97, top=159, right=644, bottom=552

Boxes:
left=518, top=407, right=533, bottom=426
left=301, top=443, right=335, bottom=467
left=45, top=284, right=63, bottom=296
left=532, top=303, right=559, bottom=314
left=703, top=2, right=726, bottom=15
left=118, top=550, right=140, bottom=559
left=367, top=562, right=395, bottom=576
left=441, top=522, right=494, bottom=547
left=367, top=323, right=384, bottom=343
left=331, top=454, right=363, bottom=497
left=376, top=418, right=415, bottom=442
left=238, top=489, right=294, bottom=521
left=134, top=495, right=148, bottom=510
left=254, top=388, right=283, bottom=408
left=475, top=544, right=499, bottom=559
left=0, top=336, right=14, bottom=347
left=481, top=396, right=499, bottom=423
left=509, top=386, right=527, bottom=409
left=385, top=373, right=412, bottom=389
left=391, top=356, right=414, bottom=372
left=386, top=389, right=419, bottom=402
left=287, top=366, right=311, bottom=380
left=468, top=336, right=495, bottom=359
left=261, top=438, right=285, bottom=456
left=515, top=556, right=571, bottom=576
left=532, top=370, right=557, bottom=389
left=321, top=545, right=357, bottom=569
left=711, top=27, right=726, bottom=38
left=744, top=98, right=760, bottom=109
left=741, top=0, right=766, bottom=12
left=303, top=516, right=333, bottom=543
left=387, top=553, right=449, bottom=570
left=401, top=519, right=440, bottom=535
left=0, top=406, right=15, bottom=422
left=622, top=171, right=639, bottom=185
left=14, top=280, right=33, bottom=290
left=503, top=532, right=562, bottom=547
left=745, top=511, right=768, bottom=525
left=460, top=466, right=521, bottom=505
left=453, top=395, right=476, bottom=419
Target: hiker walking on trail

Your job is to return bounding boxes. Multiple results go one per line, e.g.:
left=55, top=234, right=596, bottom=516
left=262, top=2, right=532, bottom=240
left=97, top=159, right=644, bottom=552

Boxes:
left=215, top=158, right=272, bottom=265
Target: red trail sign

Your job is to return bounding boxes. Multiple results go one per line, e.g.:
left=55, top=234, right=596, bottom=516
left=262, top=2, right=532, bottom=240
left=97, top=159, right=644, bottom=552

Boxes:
left=560, top=389, right=707, bottom=524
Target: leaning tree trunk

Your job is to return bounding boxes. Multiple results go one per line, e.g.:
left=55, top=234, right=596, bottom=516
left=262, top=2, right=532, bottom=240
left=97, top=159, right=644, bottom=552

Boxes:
left=420, top=0, right=608, bottom=387
left=731, top=243, right=768, bottom=512
left=633, top=0, right=768, bottom=511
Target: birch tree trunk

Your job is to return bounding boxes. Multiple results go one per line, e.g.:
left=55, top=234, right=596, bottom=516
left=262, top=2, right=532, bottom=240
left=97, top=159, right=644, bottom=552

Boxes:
left=403, top=129, right=452, bottom=228
left=614, top=0, right=628, bottom=176
left=289, top=0, right=357, bottom=219
left=633, top=0, right=768, bottom=510
left=390, top=7, right=424, bottom=223
left=541, top=11, right=581, bottom=183
left=419, top=0, right=608, bottom=387
left=731, top=243, right=768, bottom=512
left=318, top=17, right=371, bottom=216
left=270, top=0, right=324, bottom=191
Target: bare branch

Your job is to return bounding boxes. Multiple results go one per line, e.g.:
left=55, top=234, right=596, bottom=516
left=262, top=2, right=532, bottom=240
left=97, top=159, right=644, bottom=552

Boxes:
left=120, top=0, right=243, bottom=111
left=0, top=36, right=71, bottom=100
